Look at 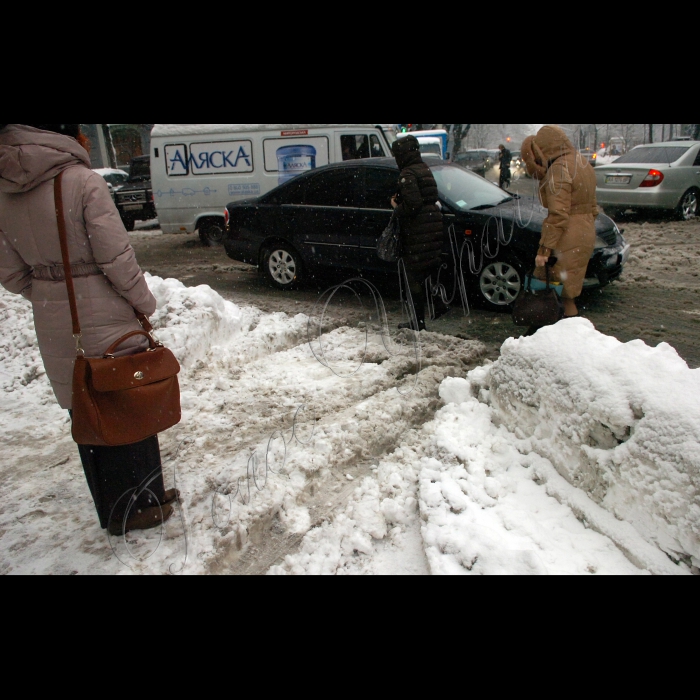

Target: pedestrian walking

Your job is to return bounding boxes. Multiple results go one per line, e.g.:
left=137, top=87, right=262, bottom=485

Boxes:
left=0, top=124, right=178, bottom=536
left=390, top=135, right=447, bottom=331
left=521, top=125, right=599, bottom=319
left=497, top=143, right=512, bottom=189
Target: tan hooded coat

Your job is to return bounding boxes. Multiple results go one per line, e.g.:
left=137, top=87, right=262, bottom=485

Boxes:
left=524, top=126, right=599, bottom=299
left=0, top=124, right=156, bottom=409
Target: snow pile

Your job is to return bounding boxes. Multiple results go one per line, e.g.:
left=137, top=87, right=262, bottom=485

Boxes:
left=275, top=320, right=694, bottom=576
left=0, top=294, right=65, bottom=440
left=468, top=318, right=700, bottom=568
left=146, top=274, right=308, bottom=369
left=419, top=378, right=669, bottom=575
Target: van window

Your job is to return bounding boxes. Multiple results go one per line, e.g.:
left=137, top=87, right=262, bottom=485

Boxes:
left=304, top=169, right=363, bottom=207
left=341, top=135, right=375, bottom=161
left=370, top=135, right=387, bottom=157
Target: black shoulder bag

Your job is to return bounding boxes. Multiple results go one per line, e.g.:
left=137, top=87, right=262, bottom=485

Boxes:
left=377, top=212, right=402, bottom=263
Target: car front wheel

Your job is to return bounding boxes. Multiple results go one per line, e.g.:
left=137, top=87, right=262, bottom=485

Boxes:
left=262, top=245, right=302, bottom=289
left=676, top=188, right=699, bottom=221
left=474, top=258, right=525, bottom=311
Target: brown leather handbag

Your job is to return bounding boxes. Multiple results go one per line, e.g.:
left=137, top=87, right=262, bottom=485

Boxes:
left=55, top=173, right=182, bottom=447
left=512, top=262, right=564, bottom=328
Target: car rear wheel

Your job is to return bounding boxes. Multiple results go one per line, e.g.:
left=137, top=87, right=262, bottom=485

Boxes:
left=262, top=245, right=302, bottom=289
left=676, top=188, right=699, bottom=221
left=198, top=217, right=226, bottom=246
left=120, top=214, right=136, bottom=232
left=473, top=258, right=525, bottom=312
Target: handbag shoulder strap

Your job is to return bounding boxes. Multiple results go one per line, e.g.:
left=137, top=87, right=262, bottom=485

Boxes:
left=54, top=174, right=154, bottom=353
left=54, top=173, right=83, bottom=353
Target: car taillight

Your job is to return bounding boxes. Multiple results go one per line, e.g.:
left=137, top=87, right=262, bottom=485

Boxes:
left=639, top=169, right=664, bottom=188
left=224, top=208, right=230, bottom=227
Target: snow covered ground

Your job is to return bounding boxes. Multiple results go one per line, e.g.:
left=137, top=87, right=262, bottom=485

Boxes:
left=0, top=276, right=697, bottom=575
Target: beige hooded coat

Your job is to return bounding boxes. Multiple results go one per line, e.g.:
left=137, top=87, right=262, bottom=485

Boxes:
left=523, top=126, right=598, bottom=299
left=0, top=124, right=156, bottom=409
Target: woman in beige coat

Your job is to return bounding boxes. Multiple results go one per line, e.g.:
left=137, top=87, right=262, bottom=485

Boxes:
left=521, top=125, right=598, bottom=318
left=0, top=124, right=177, bottom=535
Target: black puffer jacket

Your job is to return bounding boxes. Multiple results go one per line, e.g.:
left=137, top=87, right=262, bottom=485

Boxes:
left=392, top=136, right=444, bottom=272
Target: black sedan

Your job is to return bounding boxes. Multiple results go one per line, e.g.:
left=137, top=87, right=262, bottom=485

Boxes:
left=223, top=159, right=629, bottom=311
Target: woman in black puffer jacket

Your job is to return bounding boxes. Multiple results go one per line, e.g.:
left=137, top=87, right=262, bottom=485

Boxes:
left=391, top=135, right=446, bottom=331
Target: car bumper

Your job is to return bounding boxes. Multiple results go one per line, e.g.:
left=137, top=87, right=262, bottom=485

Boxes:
left=596, top=185, right=681, bottom=211
left=224, top=237, right=258, bottom=266
left=118, top=203, right=157, bottom=219
left=584, top=242, right=630, bottom=287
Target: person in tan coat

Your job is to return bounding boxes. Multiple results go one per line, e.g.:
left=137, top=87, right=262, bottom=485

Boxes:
left=521, top=126, right=598, bottom=318
left=0, top=124, right=177, bottom=536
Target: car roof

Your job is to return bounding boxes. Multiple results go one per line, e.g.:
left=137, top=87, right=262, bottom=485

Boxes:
left=152, top=124, right=383, bottom=138
left=631, top=141, right=699, bottom=148
left=325, top=158, right=398, bottom=170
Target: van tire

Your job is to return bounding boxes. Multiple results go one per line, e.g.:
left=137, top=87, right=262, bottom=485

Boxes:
left=198, top=217, right=226, bottom=246
left=262, top=245, right=302, bottom=290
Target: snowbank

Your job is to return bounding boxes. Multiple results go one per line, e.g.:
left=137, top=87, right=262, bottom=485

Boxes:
left=468, top=318, right=700, bottom=568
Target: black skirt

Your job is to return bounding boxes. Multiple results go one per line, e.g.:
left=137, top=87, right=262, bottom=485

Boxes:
left=76, top=433, right=166, bottom=530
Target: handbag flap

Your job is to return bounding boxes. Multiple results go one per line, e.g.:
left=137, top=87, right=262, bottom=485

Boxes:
left=87, top=347, right=181, bottom=392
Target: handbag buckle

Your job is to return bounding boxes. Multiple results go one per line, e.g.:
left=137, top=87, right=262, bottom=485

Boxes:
left=74, top=333, right=85, bottom=356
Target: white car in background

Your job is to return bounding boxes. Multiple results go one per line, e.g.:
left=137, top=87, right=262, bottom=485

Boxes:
left=417, top=136, right=444, bottom=159
left=93, top=168, right=129, bottom=202
left=595, top=141, right=700, bottom=220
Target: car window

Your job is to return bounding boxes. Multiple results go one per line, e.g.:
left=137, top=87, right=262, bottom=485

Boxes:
left=272, top=177, right=309, bottom=205
left=304, top=168, right=363, bottom=207
left=130, top=159, right=151, bottom=180
left=431, top=164, right=510, bottom=211
left=613, top=147, right=690, bottom=165
left=694, top=148, right=700, bottom=167
left=363, top=168, right=397, bottom=210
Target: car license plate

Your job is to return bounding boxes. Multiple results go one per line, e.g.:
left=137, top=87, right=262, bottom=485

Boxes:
left=606, top=175, right=631, bottom=185
left=123, top=204, right=143, bottom=211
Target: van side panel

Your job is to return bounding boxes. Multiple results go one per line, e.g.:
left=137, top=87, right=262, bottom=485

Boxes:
left=151, top=126, right=390, bottom=234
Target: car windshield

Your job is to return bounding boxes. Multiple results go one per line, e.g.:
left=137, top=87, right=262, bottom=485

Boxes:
left=612, top=147, right=690, bottom=165
left=103, top=173, right=127, bottom=185
left=431, top=164, right=510, bottom=211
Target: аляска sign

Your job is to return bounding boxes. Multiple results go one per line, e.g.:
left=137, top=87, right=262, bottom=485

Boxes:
left=165, top=141, right=254, bottom=176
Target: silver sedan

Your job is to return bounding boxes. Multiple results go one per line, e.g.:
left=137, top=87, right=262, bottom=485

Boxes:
left=595, top=141, right=700, bottom=220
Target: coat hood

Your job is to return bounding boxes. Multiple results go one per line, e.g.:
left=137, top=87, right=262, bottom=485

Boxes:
left=533, top=125, right=575, bottom=164
left=0, top=124, right=91, bottom=194
left=391, top=135, right=424, bottom=169
left=521, top=135, right=548, bottom=180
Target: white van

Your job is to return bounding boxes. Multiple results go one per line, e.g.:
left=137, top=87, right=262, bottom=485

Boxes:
left=150, top=124, right=396, bottom=244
